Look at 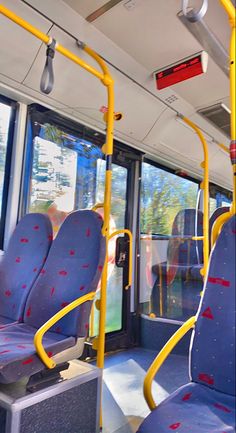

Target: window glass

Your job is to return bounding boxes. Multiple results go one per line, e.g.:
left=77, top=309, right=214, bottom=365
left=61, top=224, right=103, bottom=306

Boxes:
left=28, top=122, right=103, bottom=235
left=209, top=192, right=231, bottom=217
left=0, top=103, right=11, bottom=209
left=25, top=116, right=128, bottom=335
left=0, top=100, right=13, bottom=246
left=140, top=161, right=202, bottom=322
left=92, top=161, right=128, bottom=334
left=210, top=197, right=217, bottom=216
left=141, top=162, right=199, bottom=235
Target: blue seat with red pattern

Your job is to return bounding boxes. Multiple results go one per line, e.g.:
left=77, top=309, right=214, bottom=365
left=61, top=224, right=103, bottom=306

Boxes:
left=0, top=213, right=52, bottom=329
left=138, top=215, right=235, bottom=432
left=151, top=209, right=203, bottom=318
left=0, top=210, right=105, bottom=384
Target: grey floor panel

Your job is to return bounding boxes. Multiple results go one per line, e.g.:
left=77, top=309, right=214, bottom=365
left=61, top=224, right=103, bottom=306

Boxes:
left=102, top=348, right=189, bottom=433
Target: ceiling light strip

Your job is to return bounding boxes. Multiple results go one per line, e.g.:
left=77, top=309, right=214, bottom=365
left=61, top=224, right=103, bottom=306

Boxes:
left=86, top=0, right=123, bottom=23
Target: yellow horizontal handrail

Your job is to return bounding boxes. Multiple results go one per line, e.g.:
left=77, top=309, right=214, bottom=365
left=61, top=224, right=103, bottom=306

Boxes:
left=34, top=292, right=96, bottom=369
left=0, top=4, right=105, bottom=81
left=191, top=236, right=204, bottom=240
left=144, top=316, right=196, bottom=410
left=92, top=203, right=104, bottom=212
left=108, top=229, right=133, bottom=289
left=217, top=143, right=230, bottom=154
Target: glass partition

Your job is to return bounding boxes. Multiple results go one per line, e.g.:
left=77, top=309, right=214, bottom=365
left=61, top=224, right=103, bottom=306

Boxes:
left=0, top=102, right=11, bottom=217
left=140, top=161, right=201, bottom=322
left=0, top=97, right=15, bottom=248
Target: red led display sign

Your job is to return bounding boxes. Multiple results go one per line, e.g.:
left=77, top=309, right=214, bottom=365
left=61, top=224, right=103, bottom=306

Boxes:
left=154, top=51, right=208, bottom=90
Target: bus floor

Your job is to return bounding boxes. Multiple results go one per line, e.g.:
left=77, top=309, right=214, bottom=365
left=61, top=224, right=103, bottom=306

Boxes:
left=101, top=347, right=189, bottom=433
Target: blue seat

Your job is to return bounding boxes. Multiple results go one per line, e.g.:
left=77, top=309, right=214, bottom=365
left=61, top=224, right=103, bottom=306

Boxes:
left=0, top=213, right=52, bottom=329
left=209, top=206, right=230, bottom=249
left=138, top=215, right=236, bottom=432
left=0, top=210, right=105, bottom=384
left=151, top=209, right=203, bottom=318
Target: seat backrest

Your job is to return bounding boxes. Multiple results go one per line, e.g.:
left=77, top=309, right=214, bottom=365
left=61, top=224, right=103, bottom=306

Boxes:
left=167, top=209, right=203, bottom=267
left=24, top=210, right=106, bottom=337
left=190, top=214, right=235, bottom=396
left=209, top=206, right=230, bottom=248
left=0, top=213, right=52, bottom=322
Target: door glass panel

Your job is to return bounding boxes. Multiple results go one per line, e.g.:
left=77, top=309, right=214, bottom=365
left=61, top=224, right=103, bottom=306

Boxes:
left=26, top=119, right=128, bottom=335
left=92, top=160, right=128, bottom=334
left=140, top=161, right=201, bottom=321
left=0, top=102, right=11, bottom=224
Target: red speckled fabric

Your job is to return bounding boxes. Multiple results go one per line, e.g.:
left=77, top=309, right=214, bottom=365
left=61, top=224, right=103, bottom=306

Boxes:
left=0, top=213, right=52, bottom=327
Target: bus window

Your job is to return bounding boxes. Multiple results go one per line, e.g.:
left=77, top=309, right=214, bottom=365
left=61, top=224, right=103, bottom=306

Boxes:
left=26, top=121, right=103, bottom=235
left=0, top=97, right=15, bottom=248
left=140, top=161, right=200, bottom=322
left=209, top=187, right=232, bottom=216
left=210, top=197, right=217, bottom=216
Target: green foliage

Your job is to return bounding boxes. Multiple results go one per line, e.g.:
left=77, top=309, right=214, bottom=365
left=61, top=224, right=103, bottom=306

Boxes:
left=141, top=163, right=198, bottom=235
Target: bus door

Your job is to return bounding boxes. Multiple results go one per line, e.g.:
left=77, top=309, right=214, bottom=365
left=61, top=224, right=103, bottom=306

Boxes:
left=91, top=144, right=142, bottom=352
left=22, top=105, right=142, bottom=354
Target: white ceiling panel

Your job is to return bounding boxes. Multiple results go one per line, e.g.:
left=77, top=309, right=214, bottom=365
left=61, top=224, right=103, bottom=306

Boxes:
left=167, top=56, right=229, bottom=109
left=0, top=0, right=52, bottom=82
left=75, top=0, right=231, bottom=70
left=0, top=74, right=72, bottom=110
left=63, top=0, right=230, bottom=110
left=24, top=25, right=167, bottom=141
left=23, top=26, right=107, bottom=108
left=63, top=0, right=108, bottom=19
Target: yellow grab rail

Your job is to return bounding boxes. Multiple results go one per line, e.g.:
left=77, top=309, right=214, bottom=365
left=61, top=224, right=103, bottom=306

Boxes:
left=220, top=0, right=236, bottom=22
left=211, top=209, right=233, bottom=247
left=108, top=229, right=133, bottom=289
left=219, top=0, right=236, bottom=214
left=92, top=203, right=104, bottom=212
left=144, top=316, right=196, bottom=410
left=217, top=142, right=230, bottom=154
left=178, top=115, right=209, bottom=278
left=34, top=292, right=96, bottom=369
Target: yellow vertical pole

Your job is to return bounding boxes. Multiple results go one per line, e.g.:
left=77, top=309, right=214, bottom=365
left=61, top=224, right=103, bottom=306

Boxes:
left=219, top=1, right=236, bottom=213
left=229, top=24, right=236, bottom=213
left=180, top=115, right=209, bottom=277
left=83, top=47, right=115, bottom=428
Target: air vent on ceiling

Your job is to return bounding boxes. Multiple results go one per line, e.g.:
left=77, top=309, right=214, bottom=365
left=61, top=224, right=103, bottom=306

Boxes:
left=165, top=95, right=178, bottom=104
left=198, top=103, right=231, bottom=138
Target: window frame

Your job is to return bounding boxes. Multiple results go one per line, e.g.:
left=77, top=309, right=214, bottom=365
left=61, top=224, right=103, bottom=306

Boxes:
left=140, top=157, right=201, bottom=236
left=0, top=94, right=17, bottom=249
left=209, top=182, right=232, bottom=205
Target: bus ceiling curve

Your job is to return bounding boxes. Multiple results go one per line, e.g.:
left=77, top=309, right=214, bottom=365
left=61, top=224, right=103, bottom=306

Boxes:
left=182, top=0, right=208, bottom=22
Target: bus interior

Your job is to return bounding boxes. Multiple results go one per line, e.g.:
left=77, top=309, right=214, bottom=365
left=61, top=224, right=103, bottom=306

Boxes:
left=0, top=0, right=235, bottom=432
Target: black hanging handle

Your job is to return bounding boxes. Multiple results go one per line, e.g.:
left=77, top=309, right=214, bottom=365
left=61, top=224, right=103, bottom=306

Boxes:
left=40, top=38, right=57, bottom=95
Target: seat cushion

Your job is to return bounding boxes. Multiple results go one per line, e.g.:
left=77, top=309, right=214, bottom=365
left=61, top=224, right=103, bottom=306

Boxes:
left=0, top=323, right=75, bottom=384
left=0, top=315, right=17, bottom=329
left=137, top=382, right=235, bottom=433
